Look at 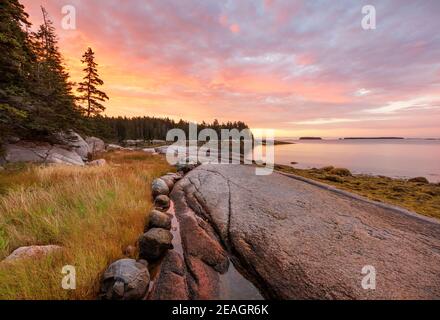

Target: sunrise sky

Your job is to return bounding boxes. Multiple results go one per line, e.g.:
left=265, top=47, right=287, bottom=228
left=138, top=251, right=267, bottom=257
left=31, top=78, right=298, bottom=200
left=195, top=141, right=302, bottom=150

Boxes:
left=21, top=0, right=440, bottom=138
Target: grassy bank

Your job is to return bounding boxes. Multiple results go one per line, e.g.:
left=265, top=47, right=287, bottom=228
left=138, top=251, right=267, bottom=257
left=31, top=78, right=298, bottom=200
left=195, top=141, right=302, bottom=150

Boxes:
left=0, top=151, right=172, bottom=300
left=275, top=164, right=440, bottom=219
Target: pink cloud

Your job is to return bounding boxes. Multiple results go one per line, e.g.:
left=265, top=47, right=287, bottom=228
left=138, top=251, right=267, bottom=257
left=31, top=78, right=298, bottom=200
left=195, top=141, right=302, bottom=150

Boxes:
left=229, top=24, right=240, bottom=34
left=219, top=14, right=228, bottom=27
left=19, top=0, right=440, bottom=138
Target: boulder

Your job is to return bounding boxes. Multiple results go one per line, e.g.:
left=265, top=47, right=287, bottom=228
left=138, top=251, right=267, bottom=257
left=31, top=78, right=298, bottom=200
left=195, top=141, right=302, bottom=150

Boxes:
left=147, top=210, right=172, bottom=231
left=85, top=137, right=106, bottom=154
left=106, top=144, right=124, bottom=151
left=165, top=172, right=183, bottom=182
left=123, top=245, right=136, bottom=258
left=176, top=159, right=198, bottom=173
left=7, top=136, right=20, bottom=143
left=160, top=175, right=175, bottom=190
left=408, top=177, right=429, bottom=184
left=154, top=195, right=171, bottom=212
left=152, top=178, right=169, bottom=198
left=0, top=166, right=4, bottom=171
left=100, top=259, right=150, bottom=300
left=3, top=245, right=62, bottom=263
left=142, top=148, right=156, bottom=154
left=46, top=148, right=85, bottom=166
left=87, top=159, right=107, bottom=167
left=139, top=228, right=173, bottom=261
left=54, top=131, right=90, bottom=160
left=4, top=142, right=84, bottom=166
left=154, top=146, right=168, bottom=155
left=123, top=139, right=144, bottom=147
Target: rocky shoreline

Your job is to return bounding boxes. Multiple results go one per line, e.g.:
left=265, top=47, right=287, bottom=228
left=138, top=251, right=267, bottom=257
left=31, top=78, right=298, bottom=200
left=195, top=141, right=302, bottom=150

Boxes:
left=99, top=170, right=183, bottom=300
left=99, top=160, right=265, bottom=300
left=0, top=132, right=170, bottom=169
left=97, top=161, right=440, bottom=300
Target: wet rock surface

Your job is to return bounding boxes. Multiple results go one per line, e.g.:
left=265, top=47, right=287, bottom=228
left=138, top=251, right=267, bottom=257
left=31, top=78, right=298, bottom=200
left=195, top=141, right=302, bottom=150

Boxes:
left=170, top=164, right=440, bottom=300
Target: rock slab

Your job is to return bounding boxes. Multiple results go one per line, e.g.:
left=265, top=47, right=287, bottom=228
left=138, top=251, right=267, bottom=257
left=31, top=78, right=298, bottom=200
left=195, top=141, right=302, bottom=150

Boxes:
left=170, top=164, right=440, bottom=300
left=147, top=250, right=190, bottom=300
left=4, top=142, right=85, bottom=166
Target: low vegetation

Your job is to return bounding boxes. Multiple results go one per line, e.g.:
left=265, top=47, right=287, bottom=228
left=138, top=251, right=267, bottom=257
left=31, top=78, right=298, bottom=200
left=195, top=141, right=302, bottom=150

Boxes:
left=0, top=151, right=172, bottom=300
left=275, top=164, right=440, bottom=219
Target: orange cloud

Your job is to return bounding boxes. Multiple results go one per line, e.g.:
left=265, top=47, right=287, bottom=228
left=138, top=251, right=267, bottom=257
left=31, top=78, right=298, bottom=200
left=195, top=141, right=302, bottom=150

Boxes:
left=19, top=0, right=440, bottom=138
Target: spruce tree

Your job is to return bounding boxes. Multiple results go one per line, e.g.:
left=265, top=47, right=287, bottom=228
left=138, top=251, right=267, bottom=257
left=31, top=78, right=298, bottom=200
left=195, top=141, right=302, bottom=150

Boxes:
left=77, top=47, right=109, bottom=117
left=0, top=0, right=34, bottom=139
left=28, top=6, right=80, bottom=135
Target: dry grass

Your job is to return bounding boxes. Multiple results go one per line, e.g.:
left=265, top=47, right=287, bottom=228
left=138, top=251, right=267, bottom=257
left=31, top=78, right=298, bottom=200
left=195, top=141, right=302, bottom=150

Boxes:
left=275, top=164, right=440, bottom=219
left=0, top=151, right=172, bottom=300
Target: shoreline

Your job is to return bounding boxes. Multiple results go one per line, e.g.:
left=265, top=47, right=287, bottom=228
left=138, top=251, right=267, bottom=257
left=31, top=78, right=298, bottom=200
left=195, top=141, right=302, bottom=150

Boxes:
left=274, top=164, right=440, bottom=220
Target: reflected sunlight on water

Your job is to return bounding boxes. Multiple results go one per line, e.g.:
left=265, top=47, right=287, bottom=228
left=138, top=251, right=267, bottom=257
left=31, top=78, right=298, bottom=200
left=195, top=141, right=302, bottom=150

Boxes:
left=255, top=139, right=440, bottom=182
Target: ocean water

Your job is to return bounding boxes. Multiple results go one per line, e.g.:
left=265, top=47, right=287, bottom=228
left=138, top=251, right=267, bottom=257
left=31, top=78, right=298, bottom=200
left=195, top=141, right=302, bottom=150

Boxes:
left=260, top=139, right=440, bottom=182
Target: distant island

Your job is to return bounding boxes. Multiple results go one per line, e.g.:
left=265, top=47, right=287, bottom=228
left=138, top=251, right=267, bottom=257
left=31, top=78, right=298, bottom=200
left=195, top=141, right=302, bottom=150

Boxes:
left=343, top=137, right=405, bottom=140
left=261, top=140, right=295, bottom=145
left=299, top=137, right=322, bottom=140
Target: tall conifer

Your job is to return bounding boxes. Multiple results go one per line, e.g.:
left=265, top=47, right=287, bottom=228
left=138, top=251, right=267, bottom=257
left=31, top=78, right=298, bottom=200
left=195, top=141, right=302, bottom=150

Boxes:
left=77, top=47, right=109, bottom=117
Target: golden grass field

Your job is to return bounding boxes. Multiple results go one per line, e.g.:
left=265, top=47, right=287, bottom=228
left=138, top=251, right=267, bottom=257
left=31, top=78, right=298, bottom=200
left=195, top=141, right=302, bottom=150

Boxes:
left=0, top=151, right=172, bottom=300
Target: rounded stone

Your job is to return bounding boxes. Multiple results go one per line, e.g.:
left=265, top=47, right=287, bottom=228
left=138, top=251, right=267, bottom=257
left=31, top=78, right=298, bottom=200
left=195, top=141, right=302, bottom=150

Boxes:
left=147, top=210, right=172, bottom=231
left=100, top=259, right=150, bottom=300
left=160, top=175, right=175, bottom=190
left=152, top=178, right=169, bottom=198
left=138, top=228, right=173, bottom=261
left=154, top=195, right=171, bottom=212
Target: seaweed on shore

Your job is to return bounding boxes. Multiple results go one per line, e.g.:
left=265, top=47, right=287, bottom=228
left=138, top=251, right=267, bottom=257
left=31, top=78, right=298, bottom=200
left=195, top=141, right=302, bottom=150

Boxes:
left=275, top=164, right=440, bottom=219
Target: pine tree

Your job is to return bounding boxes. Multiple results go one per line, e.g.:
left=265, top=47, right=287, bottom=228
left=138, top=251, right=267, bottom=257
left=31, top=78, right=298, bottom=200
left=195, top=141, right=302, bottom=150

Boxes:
left=77, top=47, right=109, bottom=117
left=0, top=0, right=34, bottom=138
left=27, top=6, right=81, bottom=136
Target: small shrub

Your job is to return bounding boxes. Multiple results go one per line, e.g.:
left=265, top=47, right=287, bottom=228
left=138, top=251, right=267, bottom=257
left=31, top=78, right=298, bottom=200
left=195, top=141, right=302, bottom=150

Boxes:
left=329, top=167, right=352, bottom=177
left=323, top=175, right=343, bottom=183
left=392, top=186, right=406, bottom=193
left=320, top=166, right=334, bottom=172
left=408, top=177, right=429, bottom=184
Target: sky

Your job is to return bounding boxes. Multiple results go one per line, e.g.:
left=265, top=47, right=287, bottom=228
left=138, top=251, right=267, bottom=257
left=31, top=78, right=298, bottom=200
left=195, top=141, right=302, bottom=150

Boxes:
left=21, top=0, right=440, bottom=138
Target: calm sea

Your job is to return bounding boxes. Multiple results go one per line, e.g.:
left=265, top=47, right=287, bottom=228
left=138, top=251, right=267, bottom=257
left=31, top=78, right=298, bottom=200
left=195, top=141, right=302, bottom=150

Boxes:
left=263, top=139, right=440, bottom=182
